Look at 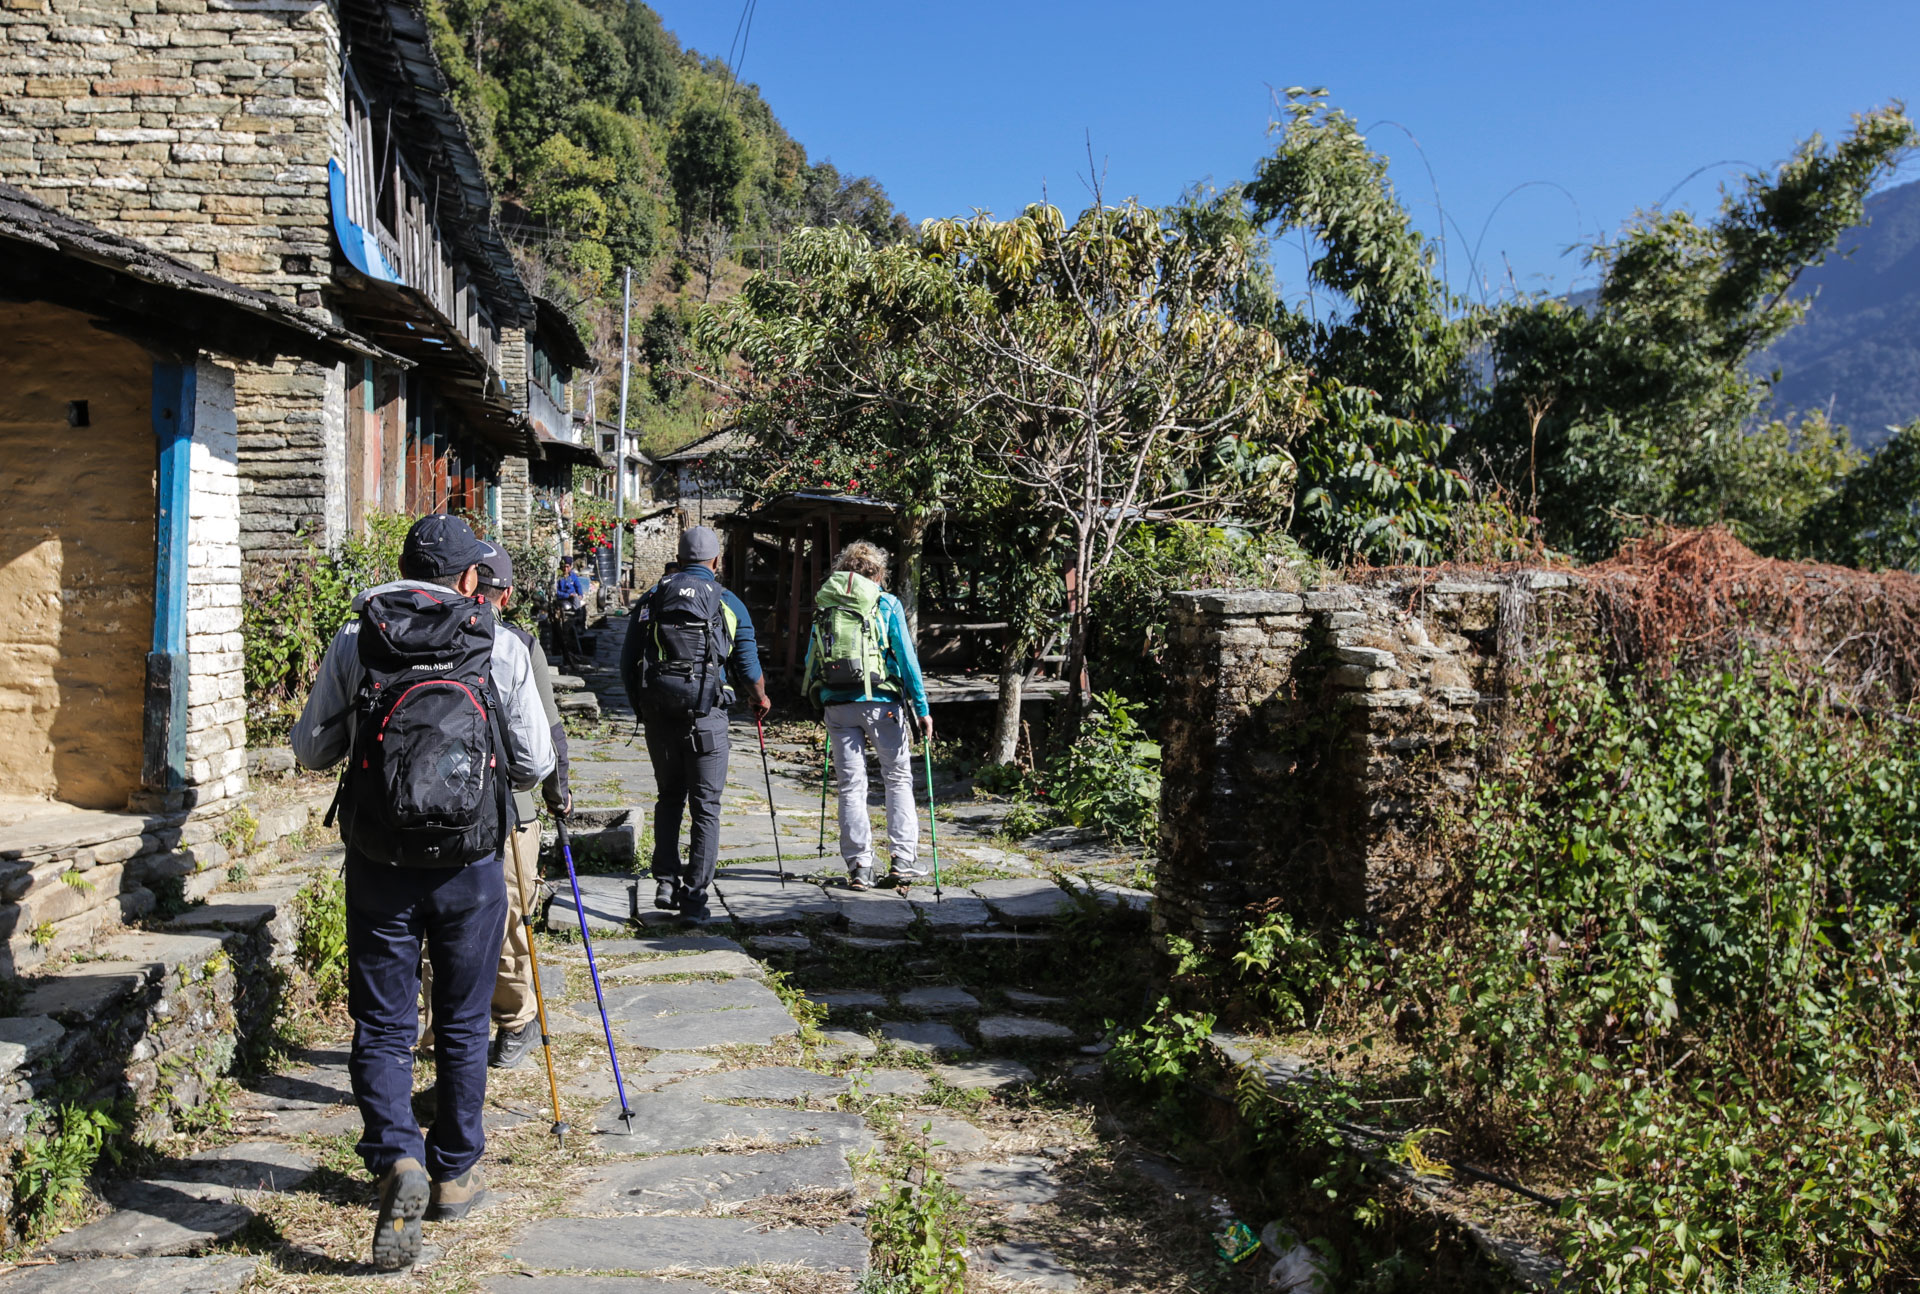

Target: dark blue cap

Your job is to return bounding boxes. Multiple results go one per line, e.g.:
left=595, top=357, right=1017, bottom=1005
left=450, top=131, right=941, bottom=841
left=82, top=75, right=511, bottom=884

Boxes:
left=402, top=514, right=499, bottom=580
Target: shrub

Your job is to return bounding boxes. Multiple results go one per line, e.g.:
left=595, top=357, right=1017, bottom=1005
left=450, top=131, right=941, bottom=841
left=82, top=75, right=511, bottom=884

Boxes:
left=865, top=1129, right=968, bottom=1293
left=1042, top=691, right=1161, bottom=848
left=1109, top=996, right=1216, bottom=1103
left=241, top=514, right=407, bottom=744
left=291, top=872, right=348, bottom=1007
left=1418, top=657, right=1920, bottom=1288
left=10, top=1103, right=120, bottom=1242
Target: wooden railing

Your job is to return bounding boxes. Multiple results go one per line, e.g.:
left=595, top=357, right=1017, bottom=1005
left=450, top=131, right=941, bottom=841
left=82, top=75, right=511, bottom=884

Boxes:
left=342, top=83, right=501, bottom=374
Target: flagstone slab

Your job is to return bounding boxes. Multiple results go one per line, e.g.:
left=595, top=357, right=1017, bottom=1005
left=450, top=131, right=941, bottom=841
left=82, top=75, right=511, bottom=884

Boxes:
left=41, top=1137, right=314, bottom=1257
left=678, top=1065, right=850, bottom=1102
left=547, top=875, right=634, bottom=936
left=934, top=1059, right=1036, bottom=1091
left=574, top=1144, right=853, bottom=1212
left=949, top=1156, right=1062, bottom=1205
left=825, top=886, right=917, bottom=933
left=603, top=950, right=763, bottom=981
left=859, top=1068, right=932, bottom=1098
left=589, top=936, right=743, bottom=956
left=904, top=894, right=993, bottom=929
left=0, top=1256, right=259, bottom=1293
left=587, top=1090, right=874, bottom=1154
left=878, top=1020, right=971, bottom=1054
left=506, top=1216, right=869, bottom=1275
left=898, top=986, right=979, bottom=1014
left=591, top=978, right=798, bottom=1051
left=486, top=1277, right=724, bottom=1293
left=813, top=989, right=886, bottom=1011
left=914, top=1112, right=990, bottom=1154
left=983, top=1242, right=1080, bottom=1290
left=977, top=1015, right=1077, bottom=1046
left=968, top=879, right=1076, bottom=925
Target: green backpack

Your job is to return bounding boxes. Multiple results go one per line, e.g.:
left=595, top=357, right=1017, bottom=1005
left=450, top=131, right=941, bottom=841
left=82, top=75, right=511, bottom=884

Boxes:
left=809, top=571, right=893, bottom=699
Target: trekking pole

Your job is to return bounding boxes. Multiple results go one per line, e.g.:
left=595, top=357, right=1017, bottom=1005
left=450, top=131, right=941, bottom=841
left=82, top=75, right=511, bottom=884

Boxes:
left=515, top=835, right=568, bottom=1147
left=817, top=729, right=830, bottom=859
left=555, top=816, right=634, bottom=1134
left=754, top=714, right=789, bottom=888
left=922, top=731, right=943, bottom=902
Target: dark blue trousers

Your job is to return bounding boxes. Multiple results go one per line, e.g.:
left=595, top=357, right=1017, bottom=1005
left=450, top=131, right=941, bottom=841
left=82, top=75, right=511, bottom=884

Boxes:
left=344, top=851, right=506, bottom=1182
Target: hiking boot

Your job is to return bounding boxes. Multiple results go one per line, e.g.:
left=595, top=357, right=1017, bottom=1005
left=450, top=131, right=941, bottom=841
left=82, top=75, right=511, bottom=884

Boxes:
left=488, top=1021, right=535, bottom=1070
left=679, top=889, right=713, bottom=921
left=882, top=865, right=924, bottom=891
left=653, top=878, right=680, bottom=911
left=424, top=1167, right=487, bottom=1222
left=369, top=1156, right=429, bottom=1270
left=847, top=866, right=874, bottom=891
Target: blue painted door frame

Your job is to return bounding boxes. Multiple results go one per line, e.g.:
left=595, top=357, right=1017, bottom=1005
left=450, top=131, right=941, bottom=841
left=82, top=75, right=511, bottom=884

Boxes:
left=144, top=360, right=193, bottom=791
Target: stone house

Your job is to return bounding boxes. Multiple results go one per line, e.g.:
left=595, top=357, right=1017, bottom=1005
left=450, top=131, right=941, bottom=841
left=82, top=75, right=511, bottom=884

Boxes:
left=0, top=181, right=374, bottom=973
left=498, top=297, right=600, bottom=551
left=0, top=0, right=552, bottom=563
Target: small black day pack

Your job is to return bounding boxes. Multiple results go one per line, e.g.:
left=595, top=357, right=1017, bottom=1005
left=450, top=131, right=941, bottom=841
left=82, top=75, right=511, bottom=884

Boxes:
left=335, top=588, right=510, bottom=867
left=634, top=569, right=734, bottom=719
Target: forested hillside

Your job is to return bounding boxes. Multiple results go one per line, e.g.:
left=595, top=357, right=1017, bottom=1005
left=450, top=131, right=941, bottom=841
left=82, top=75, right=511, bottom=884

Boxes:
left=425, top=0, right=908, bottom=446
left=1763, top=177, right=1920, bottom=448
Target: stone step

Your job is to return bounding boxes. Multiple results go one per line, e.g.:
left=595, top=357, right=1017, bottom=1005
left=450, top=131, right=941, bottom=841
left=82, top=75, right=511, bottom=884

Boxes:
left=0, top=1256, right=259, bottom=1294
left=506, top=1216, right=868, bottom=1279
left=573, top=1143, right=852, bottom=1212
left=41, top=1142, right=314, bottom=1259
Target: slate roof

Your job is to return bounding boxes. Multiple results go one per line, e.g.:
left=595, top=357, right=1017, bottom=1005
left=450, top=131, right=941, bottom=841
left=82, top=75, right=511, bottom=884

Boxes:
left=0, top=181, right=388, bottom=365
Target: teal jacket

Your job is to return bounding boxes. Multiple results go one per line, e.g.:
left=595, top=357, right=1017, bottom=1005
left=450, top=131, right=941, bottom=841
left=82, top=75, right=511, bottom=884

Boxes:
left=803, top=591, right=931, bottom=718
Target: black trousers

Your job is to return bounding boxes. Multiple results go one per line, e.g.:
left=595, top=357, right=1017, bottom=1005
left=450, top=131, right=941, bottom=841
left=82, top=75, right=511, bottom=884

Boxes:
left=643, top=708, right=730, bottom=896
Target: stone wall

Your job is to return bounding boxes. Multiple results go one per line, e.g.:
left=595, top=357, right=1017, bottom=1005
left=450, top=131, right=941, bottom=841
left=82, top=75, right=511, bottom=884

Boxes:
left=0, top=0, right=351, bottom=565
left=1154, top=575, right=1581, bottom=941
left=0, top=885, right=304, bottom=1247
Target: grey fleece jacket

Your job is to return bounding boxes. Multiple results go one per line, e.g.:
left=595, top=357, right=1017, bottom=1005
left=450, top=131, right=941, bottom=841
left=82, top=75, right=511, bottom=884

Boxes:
left=290, top=579, right=556, bottom=791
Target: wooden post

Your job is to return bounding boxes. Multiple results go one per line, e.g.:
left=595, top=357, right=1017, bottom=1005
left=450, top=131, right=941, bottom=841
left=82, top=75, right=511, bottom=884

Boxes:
left=785, top=523, right=805, bottom=681
left=144, top=361, right=193, bottom=792
left=770, top=521, right=791, bottom=673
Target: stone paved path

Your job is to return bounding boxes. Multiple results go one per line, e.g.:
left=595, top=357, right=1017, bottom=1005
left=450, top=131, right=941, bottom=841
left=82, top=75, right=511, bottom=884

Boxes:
left=0, top=645, right=1177, bottom=1293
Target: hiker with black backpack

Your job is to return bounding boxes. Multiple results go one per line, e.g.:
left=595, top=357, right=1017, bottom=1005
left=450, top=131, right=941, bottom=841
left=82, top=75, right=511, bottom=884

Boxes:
left=290, top=515, right=555, bottom=1272
left=620, top=525, right=770, bottom=921
left=802, top=540, right=932, bottom=891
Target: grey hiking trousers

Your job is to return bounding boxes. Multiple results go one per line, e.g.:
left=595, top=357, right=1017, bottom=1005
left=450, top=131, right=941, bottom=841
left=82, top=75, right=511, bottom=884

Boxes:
left=826, top=700, right=921, bottom=877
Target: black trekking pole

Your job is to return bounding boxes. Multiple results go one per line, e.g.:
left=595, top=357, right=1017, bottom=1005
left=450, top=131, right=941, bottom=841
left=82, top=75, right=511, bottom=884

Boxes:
left=556, top=816, right=634, bottom=1134
left=754, top=713, right=789, bottom=888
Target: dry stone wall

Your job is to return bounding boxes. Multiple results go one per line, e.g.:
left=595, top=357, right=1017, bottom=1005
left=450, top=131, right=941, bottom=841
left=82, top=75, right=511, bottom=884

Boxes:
left=1155, top=574, right=1582, bottom=941
left=0, top=0, right=351, bottom=563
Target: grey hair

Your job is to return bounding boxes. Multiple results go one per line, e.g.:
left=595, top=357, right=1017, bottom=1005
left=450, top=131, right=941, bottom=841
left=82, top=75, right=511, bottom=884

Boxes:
left=833, top=540, right=889, bottom=587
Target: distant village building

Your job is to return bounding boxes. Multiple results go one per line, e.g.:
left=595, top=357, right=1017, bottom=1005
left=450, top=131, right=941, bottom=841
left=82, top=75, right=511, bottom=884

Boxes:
left=0, top=183, right=373, bottom=969
left=0, top=0, right=586, bottom=566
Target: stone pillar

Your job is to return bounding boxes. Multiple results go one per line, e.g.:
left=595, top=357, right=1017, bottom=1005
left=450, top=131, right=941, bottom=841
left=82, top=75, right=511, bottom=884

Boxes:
left=1154, top=577, right=1579, bottom=943
left=184, top=359, right=247, bottom=804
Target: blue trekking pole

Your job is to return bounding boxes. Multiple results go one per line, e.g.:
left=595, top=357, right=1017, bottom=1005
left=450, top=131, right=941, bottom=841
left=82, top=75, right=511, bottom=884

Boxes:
left=555, top=816, right=634, bottom=1133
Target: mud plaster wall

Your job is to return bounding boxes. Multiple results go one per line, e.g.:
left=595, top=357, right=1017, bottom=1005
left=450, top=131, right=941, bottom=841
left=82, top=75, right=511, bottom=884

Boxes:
left=0, top=301, right=155, bottom=810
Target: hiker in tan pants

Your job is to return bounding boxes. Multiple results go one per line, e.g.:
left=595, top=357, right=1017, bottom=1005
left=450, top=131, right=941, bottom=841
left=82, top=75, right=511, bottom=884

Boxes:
left=420, top=550, right=571, bottom=1068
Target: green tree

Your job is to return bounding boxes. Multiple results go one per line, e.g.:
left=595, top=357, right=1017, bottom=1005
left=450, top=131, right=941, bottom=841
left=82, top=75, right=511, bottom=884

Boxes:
left=1471, top=107, right=1916, bottom=557
left=1800, top=418, right=1920, bottom=569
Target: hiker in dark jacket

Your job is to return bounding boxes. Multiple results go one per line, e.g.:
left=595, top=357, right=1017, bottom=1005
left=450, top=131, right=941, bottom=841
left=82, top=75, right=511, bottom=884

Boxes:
left=290, top=515, right=554, bottom=1272
left=620, top=525, right=769, bottom=920
left=803, top=540, right=932, bottom=891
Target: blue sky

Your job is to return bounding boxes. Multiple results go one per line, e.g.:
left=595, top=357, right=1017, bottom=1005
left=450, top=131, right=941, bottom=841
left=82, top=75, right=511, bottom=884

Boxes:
left=650, top=0, right=1920, bottom=305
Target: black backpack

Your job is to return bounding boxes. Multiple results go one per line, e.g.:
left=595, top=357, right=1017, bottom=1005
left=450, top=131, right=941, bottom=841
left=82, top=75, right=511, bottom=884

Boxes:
left=332, top=588, right=511, bottom=867
left=629, top=570, right=734, bottom=719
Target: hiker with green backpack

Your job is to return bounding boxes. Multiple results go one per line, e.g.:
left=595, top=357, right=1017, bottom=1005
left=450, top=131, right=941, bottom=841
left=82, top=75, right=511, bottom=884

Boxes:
left=802, top=540, right=932, bottom=891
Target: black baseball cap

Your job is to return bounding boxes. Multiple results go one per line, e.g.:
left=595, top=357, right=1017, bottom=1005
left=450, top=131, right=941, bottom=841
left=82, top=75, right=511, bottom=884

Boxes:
left=477, top=550, right=515, bottom=589
left=401, top=514, right=499, bottom=580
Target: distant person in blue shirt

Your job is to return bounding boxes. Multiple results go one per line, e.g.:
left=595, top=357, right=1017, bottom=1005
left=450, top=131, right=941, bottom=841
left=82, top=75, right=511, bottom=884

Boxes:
left=802, top=540, right=932, bottom=891
left=621, top=526, right=769, bottom=921
left=554, top=556, right=593, bottom=667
